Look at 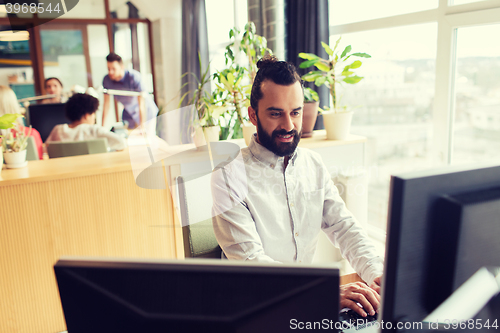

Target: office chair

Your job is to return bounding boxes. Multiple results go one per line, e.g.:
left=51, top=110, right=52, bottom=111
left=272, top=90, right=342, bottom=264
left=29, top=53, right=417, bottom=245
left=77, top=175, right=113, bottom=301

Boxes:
left=25, top=136, right=39, bottom=161
left=47, top=138, right=109, bottom=158
left=177, top=174, right=222, bottom=259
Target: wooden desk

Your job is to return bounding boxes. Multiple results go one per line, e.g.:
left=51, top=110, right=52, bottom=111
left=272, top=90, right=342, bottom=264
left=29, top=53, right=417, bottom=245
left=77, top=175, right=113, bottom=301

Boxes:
left=0, top=149, right=181, bottom=333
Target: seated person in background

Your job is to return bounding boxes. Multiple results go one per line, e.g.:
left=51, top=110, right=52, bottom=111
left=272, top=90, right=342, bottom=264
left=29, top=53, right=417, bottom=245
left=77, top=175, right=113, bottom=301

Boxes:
left=212, top=56, right=383, bottom=317
left=42, top=77, right=66, bottom=104
left=0, top=85, right=43, bottom=159
left=46, top=93, right=126, bottom=151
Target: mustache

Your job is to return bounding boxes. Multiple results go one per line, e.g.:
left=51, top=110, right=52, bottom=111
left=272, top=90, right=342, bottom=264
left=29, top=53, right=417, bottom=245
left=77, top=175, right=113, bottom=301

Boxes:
left=272, top=129, right=298, bottom=138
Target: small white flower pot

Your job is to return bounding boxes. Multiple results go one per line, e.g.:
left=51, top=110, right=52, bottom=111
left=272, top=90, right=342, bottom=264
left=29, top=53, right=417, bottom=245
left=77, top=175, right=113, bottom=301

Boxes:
left=193, top=127, right=206, bottom=148
left=193, top=126, right=220, bottom=149
left=4, top=149, right=27, bottom=169
left=242, top=123, right=256, bottom=146
left=322, top=111, right=353, bottom=140
left=203, top=126, right=220, bottom=144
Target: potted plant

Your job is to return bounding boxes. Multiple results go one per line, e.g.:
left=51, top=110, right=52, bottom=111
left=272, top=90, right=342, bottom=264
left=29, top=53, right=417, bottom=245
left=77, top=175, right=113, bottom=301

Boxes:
left=302, top=87, right=320, bottom=138
left=299, top=37, right=370, bottom=140
left=213, top=66, right=251, bottom=142
left=0, top=114, right=31, bottom=169
left=223, top=22, right=272, bottom=145
left=180, top=56, right=222, bottom=148
left=225, top=22, right=272, bottom=85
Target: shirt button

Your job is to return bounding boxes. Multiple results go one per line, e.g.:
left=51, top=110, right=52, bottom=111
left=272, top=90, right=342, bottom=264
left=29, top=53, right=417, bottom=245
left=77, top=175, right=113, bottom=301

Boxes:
left=270, top=164, right=274, bottom=168
left=290, top=203, right=294, bottom=207
left=295, top=232, right=299, bottom=236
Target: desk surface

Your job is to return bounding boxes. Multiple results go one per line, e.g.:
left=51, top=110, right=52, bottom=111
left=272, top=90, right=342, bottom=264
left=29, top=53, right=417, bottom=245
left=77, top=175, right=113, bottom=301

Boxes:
left=0, top=130, right=367, bottom=187
left=0, top=149, right=132, bottom=187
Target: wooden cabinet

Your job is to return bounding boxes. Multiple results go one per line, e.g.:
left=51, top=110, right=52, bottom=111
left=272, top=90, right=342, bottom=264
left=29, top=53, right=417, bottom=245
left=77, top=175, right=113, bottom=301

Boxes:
left=0, top=150, right=181, bottom=333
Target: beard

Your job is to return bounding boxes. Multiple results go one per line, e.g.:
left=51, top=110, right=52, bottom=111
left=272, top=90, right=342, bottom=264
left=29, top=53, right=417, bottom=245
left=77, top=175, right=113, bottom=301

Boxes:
left=256, top=116, right=302, bottom=157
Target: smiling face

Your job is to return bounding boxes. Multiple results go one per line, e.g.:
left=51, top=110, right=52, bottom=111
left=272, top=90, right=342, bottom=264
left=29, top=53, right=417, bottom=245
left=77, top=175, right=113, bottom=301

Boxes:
left=249, top=80, right=303, bottom=157
left=45, top=79, right=63, bottom=95
left=107, top=61, right=125, bottom=81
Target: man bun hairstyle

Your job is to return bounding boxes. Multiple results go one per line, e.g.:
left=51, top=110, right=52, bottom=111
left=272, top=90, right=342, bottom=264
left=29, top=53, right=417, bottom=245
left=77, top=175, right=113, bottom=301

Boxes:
left=65, top=93, right=99, bottom=122
left=250, top=55, right=303, bottom=113
left=106, top=52, right=123, bottom=63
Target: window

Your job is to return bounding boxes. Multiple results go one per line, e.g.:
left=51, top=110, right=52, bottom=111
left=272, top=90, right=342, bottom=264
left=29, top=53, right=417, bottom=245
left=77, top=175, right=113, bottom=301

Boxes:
left=451, top=24, right=500, bottom=165
left=206, top=0, right=248, bottom=75
left=329, top=0, right=500, bottom=236
left=329, top=0, right=437, bottom=25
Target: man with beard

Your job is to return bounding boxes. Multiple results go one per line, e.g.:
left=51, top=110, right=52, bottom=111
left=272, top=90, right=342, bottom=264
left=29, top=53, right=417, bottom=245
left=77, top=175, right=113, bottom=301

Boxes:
left=211, top=55, right=383, bottom=317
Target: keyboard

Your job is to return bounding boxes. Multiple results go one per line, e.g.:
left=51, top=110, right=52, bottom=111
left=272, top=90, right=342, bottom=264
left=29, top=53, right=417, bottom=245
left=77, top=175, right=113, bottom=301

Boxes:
left=339, top=308, right=378, bottom=333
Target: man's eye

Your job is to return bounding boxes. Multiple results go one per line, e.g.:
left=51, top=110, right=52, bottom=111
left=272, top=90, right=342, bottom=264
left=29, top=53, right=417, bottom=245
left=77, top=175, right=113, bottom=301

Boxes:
left=271, top=113, right=281, bottom=117
left=292, top=111, right=301, bottom=116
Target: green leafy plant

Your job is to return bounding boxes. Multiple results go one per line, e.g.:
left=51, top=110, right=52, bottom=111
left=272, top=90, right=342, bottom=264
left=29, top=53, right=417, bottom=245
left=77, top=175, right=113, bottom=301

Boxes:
left=1, top=123, right=32, bottom=153
left=299, top=37, right=370, bottom=113
left=0, top=113, right=27, bottom=153
left=304, top=87, right=319, bottom=103
left=213, top=66, right=251, bottom=140
left=0, top=113, right=22, bottom=130
left=179, top=55, right=219, bottom=129
left=225, top=22, right=272, bottom=84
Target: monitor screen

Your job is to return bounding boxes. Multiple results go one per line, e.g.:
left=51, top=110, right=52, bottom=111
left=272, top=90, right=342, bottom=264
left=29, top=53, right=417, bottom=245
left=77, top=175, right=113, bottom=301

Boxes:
left=54, top=258, right=340, bottom=333
left=27, top=103, right=68, bottom=142
left=380, top=163, right=500, bottom=331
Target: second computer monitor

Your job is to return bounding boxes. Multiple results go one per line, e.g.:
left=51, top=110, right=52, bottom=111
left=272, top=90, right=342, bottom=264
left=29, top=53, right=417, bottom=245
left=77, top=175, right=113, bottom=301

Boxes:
left=27, top=102, right=68, bottom=142
left=381, top=163, right=500, bottom=331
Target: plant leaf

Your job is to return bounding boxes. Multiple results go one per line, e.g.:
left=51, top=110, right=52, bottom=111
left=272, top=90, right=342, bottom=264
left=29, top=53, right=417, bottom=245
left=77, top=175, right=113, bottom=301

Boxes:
left=340, top=45, right=352, bottom=59
left=299, top=59, right=318, bottom=69
left=343, top=76, right=363, bottom=84
left=314, top=62, right=330, bottom=72
left=301, top=73, right=321, bottom=82
left=351, top=52, right=371, bottom=58
left=332, top=36, right=341, bottom=53
left=298, top=52, right=319, bottom=60
left=349, top=60, right=362, bottom=69
left=321, top=41, right=334, bottom=56
left=0, top=113, right=23, bottom=129
left=227, top=72, right=235, bottom=84
left=315, top=76, right=327, bottom=86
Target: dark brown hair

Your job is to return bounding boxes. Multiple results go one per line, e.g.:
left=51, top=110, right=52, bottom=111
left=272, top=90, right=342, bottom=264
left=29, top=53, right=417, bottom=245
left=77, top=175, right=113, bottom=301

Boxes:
left=65, top=93, right=99, bottom=122
left=44, top=77, right=63, bottom=88
left=250, top=55, right=302, bottom=114
left=106, top=52, right=123, bottom=63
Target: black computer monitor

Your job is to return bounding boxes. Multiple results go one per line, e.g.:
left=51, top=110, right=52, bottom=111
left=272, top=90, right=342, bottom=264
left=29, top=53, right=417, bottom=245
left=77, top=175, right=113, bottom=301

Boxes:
left=27, top=103, right=69, bottom=142
left=381, top=163, right=500, bottom=331
left=54, top=258, right=340, bottom=333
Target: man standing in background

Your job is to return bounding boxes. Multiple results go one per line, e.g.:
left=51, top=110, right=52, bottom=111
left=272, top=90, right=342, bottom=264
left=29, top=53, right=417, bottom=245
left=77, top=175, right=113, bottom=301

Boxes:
left=102, top=52, right=158, bottom=129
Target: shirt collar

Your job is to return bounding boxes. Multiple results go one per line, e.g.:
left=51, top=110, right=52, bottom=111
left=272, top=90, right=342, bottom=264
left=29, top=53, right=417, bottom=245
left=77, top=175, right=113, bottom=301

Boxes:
left=248, top=133, right=299, bottom=169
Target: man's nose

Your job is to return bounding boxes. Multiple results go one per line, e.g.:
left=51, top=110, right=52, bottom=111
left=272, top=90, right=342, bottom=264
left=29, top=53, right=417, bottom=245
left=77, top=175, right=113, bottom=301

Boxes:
left=280, top=114, right=294, bottom=132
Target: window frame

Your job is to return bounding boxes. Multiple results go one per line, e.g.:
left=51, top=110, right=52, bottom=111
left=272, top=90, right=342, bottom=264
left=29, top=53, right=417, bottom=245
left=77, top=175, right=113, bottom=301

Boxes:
left=329, top=0, right=500, bottom=165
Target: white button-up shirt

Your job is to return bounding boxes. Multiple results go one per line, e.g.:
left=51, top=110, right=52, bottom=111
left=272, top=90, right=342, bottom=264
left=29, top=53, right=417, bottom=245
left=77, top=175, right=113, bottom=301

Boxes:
left=211, top=135, right=383, bottom=285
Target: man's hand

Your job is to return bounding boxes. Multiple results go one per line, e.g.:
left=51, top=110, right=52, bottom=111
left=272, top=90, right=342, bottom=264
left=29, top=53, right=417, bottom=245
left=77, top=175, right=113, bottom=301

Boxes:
left=369, top=276, right=382, bottom=294
left=340, top=281, right=380, bottom=317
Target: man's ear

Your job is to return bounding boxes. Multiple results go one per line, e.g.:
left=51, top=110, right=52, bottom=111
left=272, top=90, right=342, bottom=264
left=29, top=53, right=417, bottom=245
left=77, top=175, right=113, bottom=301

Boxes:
left=248, top=106, right=258, bottom=126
